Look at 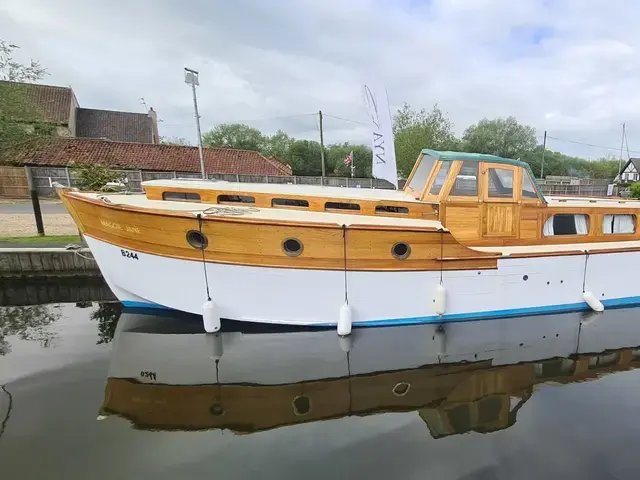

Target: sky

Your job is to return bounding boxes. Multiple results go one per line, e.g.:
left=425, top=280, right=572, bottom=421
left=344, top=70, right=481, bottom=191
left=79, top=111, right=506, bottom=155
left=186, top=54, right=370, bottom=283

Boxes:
left=2, top=0, right=640, bottom=159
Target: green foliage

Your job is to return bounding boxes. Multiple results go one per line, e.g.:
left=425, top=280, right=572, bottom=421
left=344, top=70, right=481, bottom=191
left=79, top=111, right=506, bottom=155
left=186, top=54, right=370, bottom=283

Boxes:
left=262, top=129, right=294, bottom=159
left=91, top=302, right=123, bottom=345
left=393, top=103, right=458, bottom=178
left=0, top=40, right=52, bottom=152
left=202, top=123, right=265, bottom=151
left=0, top=305, right=61, bottom=355
left=71, top=162, right=123, bottom=191
left=160, top=136, right=191, bottom=146
left=286, top=139, right=324, bottom=176
left=630, top=183, right=640, bottom=199
left=462, top=116, right=536, bottom=159
left=326, top=143, right=372, bottom=177
left=519, top=147, right=618, bottom=179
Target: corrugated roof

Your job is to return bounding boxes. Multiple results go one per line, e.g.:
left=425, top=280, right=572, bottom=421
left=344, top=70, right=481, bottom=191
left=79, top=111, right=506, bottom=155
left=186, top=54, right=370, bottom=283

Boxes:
left=2, top=137, right=293, bottom=176
left=76, top=108, right=155, bottom=143
left=0, top=80, right=74, bottom=125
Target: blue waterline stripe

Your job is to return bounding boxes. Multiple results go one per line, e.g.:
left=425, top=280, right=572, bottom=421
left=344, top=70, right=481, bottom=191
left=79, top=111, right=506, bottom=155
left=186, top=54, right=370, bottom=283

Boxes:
left=121, top=296, right=640, bottom=326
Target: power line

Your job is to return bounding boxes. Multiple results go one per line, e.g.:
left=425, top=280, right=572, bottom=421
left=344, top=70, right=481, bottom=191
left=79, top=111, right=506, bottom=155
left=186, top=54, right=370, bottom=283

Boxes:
left=323, top=114, right=368, bottom=126
left=546, top=135, right=640, bottom=156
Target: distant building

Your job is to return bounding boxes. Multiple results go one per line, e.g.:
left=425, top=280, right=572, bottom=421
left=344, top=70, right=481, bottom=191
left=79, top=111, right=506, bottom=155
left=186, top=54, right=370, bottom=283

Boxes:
left=0, top=80, right=159, bottom=144
left=4, top=137, right=293, bottom=176
left=619, top=159, right=640, bottom=182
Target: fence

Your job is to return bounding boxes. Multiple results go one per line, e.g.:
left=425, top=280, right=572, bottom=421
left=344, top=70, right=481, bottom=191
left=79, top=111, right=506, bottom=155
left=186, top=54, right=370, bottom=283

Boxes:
left=0, top=166, right=29, bottom=197
left=24, top=167, right=396, bottom=197
left=539, top=184, right=610, bottom=197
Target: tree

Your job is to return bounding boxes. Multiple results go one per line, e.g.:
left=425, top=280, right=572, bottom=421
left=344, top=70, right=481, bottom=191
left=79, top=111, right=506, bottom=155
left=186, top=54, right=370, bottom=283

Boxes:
left=262, top=129, right=294, bottom=160
left=393, top=103, right=458, bottom=177
left=0, top=40, right=47, bottom=82
left=91, top=302, right=123, bottom=345
left=160, top=136, right=191, bottom=146
left=462, top=117, right=536, bottom=159
left=0, top=40, right=50, bottom=153
left=70, top=162, right=123, bottom=191
left=0, top=305, right=61, bottom=356
left=286, top=139, right=323, bottom=176
left=202, top=123, right=265, bottom=151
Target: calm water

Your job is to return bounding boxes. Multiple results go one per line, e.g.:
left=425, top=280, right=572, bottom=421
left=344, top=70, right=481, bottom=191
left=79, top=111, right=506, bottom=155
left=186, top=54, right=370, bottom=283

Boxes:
left=2, top=280, right=640, bottom=479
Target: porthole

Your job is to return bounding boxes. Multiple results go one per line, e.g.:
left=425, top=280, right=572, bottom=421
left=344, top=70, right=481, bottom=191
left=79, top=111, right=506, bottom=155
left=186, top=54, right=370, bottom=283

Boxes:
left=392, top=382, right=411, bottom=397
left=523, top=275, right=528, bottom=281
left=292, top=395, right=311, bottom=415
left=210, top=403, right=225, bottom=416
left=282, top=238, right=303, bottom=257
left=186, top=230, right=208, bottom=249
left=391, top=241, right=411, bottom=260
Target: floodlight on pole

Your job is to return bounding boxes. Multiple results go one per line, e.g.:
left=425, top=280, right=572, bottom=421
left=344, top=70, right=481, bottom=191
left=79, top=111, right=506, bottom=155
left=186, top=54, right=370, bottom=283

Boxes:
left=185, top=67, right=206, bottom=179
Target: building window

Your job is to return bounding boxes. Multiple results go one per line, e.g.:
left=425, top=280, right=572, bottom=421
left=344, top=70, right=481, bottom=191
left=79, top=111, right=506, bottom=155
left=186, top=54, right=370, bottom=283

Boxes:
left=450, top=161, right=478, bottom=196
left=602, top=214, right=635, bottom=234
left=488, top=168, right=514, bottom=198
left=429, top=161, right=453, bottom=195
left=543, top=214, right=589, bottom=236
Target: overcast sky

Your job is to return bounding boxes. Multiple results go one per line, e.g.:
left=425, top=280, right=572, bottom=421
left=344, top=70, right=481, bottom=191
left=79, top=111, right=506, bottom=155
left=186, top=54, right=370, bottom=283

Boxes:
left=2, top=0, right=640, bottom=159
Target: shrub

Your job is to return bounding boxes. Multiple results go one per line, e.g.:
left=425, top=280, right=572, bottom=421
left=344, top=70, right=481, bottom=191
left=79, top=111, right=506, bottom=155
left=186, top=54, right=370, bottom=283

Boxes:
left=70, top=162, right=123, bottom=191
left=630, top=182, right=640, bottom=199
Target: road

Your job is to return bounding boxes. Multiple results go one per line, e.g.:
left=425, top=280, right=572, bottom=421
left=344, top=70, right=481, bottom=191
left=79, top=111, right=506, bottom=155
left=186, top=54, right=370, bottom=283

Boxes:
left=0, top=200, right=67, bottom=214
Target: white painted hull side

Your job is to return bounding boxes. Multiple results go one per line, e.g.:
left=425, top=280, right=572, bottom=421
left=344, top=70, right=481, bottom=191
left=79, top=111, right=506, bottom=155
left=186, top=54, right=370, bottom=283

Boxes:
left=85, top=235, right=640, bottom=326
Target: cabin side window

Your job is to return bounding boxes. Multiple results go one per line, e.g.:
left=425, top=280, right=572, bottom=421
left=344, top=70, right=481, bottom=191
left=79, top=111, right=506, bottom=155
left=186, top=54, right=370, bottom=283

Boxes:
left=429, top=161, right=453, bottom=195
left=487, top=168, right=514, bottom=198
left=407, top=154, right=436, bottom=193
left=522, top=171, right=539, bottom=199
left=376, top=205, right=409, bottom=214
left=602, top=214, right=635, bottom=234
left=450, top=161, right=478, bottom=196
left=162, top=191, right=201, bottom=202
left=272, top=198, right=309, bottom=208
left=325, top=202, right=360, bottom=211
left=543, top=214, right=589, bottom=236
left=218, top=195, right=255, bottom=204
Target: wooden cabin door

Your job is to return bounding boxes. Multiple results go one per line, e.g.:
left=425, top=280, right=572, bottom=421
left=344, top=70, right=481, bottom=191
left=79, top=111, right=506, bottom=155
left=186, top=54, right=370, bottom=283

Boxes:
left=481, top=164, right=518, bottom=239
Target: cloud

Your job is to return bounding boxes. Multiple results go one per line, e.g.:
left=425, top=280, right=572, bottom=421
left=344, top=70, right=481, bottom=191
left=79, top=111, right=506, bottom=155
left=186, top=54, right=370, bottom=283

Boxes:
left=2, top=0, right=640, bottom=158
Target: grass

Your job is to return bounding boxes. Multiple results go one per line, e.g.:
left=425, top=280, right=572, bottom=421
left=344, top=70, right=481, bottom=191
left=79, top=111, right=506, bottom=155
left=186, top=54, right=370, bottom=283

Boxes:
left=0, top=235, right=82, bottom=244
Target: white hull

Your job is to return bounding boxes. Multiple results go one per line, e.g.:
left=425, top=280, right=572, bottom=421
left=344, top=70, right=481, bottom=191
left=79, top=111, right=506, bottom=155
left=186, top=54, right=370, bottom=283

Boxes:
left=86, top=235, right=640, bottom=326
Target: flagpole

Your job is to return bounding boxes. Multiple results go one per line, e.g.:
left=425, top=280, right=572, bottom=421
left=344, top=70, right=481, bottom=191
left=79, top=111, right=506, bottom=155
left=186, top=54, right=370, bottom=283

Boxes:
left=351, top=151, right=355, bottom=178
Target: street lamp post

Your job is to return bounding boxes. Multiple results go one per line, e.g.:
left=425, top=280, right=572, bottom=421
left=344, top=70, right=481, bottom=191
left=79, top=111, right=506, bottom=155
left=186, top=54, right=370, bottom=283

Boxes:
left=184, top=67, right=206, bottom=179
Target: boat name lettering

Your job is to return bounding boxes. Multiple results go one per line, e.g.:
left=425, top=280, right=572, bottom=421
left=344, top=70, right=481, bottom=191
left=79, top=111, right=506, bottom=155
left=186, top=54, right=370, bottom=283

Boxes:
left=100, top=219, right=141, bottom=233
left=121, top=249, right=139, bottom=260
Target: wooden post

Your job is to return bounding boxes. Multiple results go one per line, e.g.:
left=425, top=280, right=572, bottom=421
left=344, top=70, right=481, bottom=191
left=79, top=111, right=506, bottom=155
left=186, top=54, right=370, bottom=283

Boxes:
left=25, top=166, right=45, bottom=236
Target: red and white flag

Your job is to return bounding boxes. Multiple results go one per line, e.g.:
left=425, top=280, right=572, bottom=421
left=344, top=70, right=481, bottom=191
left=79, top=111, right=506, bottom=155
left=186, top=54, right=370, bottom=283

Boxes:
left=344, top=151, right=353, bottom=165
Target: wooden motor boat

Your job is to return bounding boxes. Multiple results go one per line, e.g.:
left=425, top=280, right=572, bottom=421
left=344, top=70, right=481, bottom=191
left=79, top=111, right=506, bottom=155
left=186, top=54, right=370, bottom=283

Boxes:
left=59, top=149, right=640, bottom=326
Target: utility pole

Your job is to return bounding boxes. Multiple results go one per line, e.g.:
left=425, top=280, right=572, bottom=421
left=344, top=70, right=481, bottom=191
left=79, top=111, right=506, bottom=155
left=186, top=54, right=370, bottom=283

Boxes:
left=318, top=110, right=326, bottom=179
left=618, top=122, right=626, bottom=181
left=184, top=68, right=206, bottom=179
left=540, top=130, right=547, bottom=179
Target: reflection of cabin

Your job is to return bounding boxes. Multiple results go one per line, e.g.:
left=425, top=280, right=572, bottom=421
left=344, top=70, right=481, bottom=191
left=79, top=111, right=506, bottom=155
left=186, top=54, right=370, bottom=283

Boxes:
left=101, top=346, right=640, bottom=437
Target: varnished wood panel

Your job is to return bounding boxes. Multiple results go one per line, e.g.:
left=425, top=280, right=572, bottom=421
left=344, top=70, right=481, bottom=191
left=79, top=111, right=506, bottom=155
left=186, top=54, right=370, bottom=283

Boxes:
left=62, top=191, right=497, bottom=272
left=483, top=204, right=516, bottom=238
left=144, top=185, right=437, bottom=220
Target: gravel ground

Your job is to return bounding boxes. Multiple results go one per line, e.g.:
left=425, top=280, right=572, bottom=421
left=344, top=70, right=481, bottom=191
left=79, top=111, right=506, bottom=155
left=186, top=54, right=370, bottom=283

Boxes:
left=0, top=213, right=79, bottom=236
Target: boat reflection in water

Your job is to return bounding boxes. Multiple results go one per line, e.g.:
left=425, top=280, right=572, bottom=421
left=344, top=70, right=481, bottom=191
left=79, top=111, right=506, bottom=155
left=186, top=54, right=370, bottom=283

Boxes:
left=101, top=308, right=640, bottom=438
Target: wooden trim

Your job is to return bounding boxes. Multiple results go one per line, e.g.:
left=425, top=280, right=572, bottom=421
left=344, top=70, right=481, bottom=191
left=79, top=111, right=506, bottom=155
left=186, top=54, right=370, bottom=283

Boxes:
left=404, top=153, right=424, bottom=191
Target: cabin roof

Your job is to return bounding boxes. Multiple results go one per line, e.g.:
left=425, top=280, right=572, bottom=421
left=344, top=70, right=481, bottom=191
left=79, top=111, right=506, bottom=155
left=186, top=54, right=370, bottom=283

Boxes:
left=421, top=149, right=546, bottom=203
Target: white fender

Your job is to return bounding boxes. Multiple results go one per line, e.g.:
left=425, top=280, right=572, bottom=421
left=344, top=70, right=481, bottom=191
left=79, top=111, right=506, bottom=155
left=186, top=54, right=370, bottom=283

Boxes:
left=202, top=299, right=221, bottom=333
left=434, top=283, right=446, bottom=315
left=583, top=291, right=604, bottom=312
left=434, top=325, right=447, bottom=356
left=338, top=335, right=353, bottom=353
left=209, top=332, right=224, bottom=360
left=338, top=301, right=352, bottom=337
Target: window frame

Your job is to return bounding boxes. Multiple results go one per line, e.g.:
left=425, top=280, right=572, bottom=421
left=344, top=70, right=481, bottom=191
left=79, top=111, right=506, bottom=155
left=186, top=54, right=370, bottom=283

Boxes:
left=480, top=163, right=519, bottom=203
left=442, top=160, right=480, bottom=202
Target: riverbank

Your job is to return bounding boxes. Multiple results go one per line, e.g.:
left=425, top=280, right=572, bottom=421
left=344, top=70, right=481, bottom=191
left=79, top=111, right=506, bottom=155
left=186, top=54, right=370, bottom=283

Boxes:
left=0, top=246, right=99, bottom=278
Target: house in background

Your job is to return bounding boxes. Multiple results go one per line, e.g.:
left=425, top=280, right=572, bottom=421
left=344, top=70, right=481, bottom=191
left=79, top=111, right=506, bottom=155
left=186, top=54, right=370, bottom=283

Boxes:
left=618, top=159, right=640, bottom=182
left=0, top=80, right=159, bottom=143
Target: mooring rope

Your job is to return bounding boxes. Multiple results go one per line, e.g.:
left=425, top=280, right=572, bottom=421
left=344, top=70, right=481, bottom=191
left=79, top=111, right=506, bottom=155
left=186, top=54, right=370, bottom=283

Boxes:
left=197, top=213, right=212, bottom=301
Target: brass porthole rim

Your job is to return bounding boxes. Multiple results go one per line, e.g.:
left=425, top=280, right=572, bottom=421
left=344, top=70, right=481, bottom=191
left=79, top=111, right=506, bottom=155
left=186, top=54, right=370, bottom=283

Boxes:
left=292, top=395, right=312, bottom=416
left=392, top=382, right=411, bottom=397
left=391, top=241, right=411, bottom=260
left=282, top=237, right=304, bottom=257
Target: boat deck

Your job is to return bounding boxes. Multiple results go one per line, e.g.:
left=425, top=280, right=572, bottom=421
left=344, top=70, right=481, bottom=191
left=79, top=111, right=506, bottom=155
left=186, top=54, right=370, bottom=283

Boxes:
left=546, top=196, right=640, bottom=208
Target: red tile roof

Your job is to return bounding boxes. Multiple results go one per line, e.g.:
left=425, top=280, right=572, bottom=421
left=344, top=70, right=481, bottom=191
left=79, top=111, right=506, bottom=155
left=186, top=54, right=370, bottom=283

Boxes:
left=0, top=80, right=74, bottom=125
left=2, top=137, right=293, bottom=176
